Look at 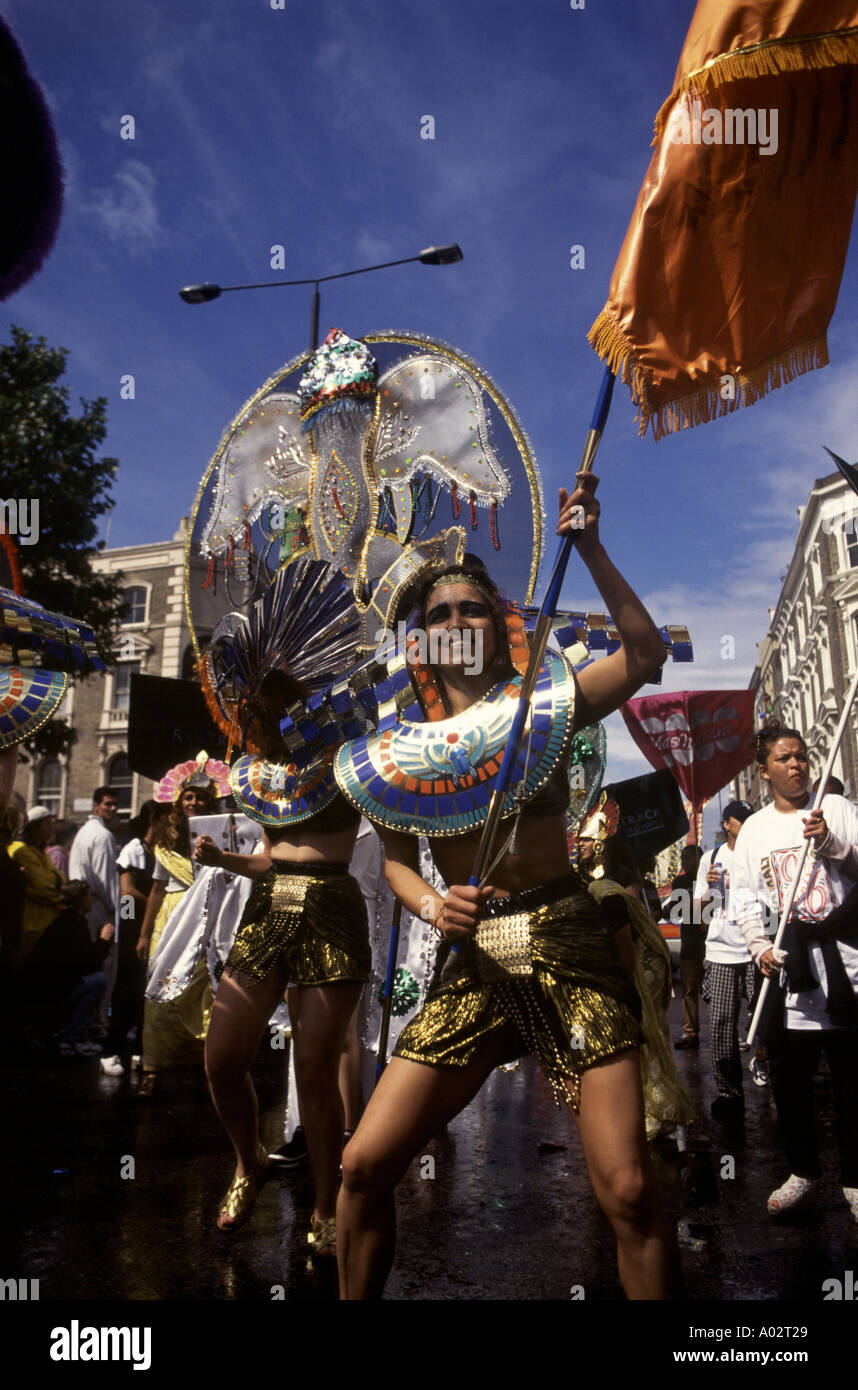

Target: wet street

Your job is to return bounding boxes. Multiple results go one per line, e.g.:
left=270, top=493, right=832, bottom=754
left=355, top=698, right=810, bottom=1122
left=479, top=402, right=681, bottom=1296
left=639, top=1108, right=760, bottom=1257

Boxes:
left=3, top=990, right=856, bottom=1305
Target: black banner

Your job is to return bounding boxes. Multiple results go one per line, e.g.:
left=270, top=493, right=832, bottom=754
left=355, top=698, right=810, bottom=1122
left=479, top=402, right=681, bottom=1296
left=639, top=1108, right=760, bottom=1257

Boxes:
left=127, top=674, right=227, bottom=779
left=602, top=767, right=689, bottom=863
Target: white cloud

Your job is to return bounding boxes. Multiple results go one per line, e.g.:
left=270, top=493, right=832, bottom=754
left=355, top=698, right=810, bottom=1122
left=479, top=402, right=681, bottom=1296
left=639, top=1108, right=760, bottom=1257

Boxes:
left=90, top=159, right=160, bottom=250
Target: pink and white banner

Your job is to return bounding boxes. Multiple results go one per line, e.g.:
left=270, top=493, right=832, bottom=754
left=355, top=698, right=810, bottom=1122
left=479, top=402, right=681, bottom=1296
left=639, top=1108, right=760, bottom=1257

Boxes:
left=620, top=690, right=755, bottom=811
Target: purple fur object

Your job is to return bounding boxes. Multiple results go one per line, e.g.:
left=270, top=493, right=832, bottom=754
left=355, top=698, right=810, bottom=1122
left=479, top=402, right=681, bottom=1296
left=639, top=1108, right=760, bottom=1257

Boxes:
left=0, top=16, right=64, bottom=299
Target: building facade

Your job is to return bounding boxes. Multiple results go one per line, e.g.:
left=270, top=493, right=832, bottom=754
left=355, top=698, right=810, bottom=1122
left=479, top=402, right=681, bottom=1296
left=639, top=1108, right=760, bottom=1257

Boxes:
left=13, top=517, right=213, bottom=823
left=731, top=469, right=858, bottom=807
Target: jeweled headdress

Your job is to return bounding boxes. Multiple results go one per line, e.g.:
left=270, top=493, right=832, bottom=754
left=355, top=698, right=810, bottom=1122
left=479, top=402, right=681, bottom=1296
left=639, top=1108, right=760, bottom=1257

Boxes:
left=575, top=790, right=620, bottom=879
left=154, top=750, right=231, bottom=804
left=185, top=329, right=545, bottom=657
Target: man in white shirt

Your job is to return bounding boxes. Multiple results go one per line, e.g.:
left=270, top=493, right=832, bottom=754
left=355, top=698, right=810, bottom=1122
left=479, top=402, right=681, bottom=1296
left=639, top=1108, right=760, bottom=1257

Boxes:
left=68, top=786, right=120, bottom=1036
left=732, top=726, right=858, bottom=1220
left=695, top=799, right=754, bottom=1125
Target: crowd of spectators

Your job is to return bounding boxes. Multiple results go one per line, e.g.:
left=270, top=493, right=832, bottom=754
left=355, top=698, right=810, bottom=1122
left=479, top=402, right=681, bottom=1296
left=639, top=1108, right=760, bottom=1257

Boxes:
left=0, top=785, right=161, bottom=1076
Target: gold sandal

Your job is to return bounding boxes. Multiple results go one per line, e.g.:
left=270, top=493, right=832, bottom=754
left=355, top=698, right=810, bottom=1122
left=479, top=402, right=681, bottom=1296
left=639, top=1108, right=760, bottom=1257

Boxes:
left=307, top=1216, right=337, bottom=1260
left=136, top=1071, right=159, bottom=1099
left=216, top=1145, right=269, bottom=1233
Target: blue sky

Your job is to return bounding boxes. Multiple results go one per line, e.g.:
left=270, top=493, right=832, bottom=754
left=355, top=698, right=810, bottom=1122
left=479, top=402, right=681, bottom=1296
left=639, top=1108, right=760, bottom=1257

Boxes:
left=4, top=0, right=857, bottom=838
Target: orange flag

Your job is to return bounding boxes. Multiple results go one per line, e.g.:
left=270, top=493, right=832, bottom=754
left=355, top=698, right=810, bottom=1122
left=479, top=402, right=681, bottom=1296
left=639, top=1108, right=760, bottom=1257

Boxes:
left=589, top=1, right=858, bottom=439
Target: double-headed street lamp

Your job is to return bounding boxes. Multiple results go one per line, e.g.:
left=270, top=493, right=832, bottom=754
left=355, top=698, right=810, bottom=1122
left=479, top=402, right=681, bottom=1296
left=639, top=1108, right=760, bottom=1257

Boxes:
left=179, top=243, right=463, bottom=351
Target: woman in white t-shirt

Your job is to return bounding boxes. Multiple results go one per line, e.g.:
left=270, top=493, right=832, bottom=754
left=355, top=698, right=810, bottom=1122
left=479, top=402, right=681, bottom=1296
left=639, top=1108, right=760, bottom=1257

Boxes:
left=731, top=724, right=858, bottom=1220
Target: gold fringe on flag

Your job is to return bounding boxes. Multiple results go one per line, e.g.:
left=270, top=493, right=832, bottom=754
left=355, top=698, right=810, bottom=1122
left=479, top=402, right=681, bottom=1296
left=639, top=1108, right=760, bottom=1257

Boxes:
left=590, top=4, right=858, bottom=442
left=588, top=310, right=829, bottom=440
left=653, top=27, right=858, bottom=142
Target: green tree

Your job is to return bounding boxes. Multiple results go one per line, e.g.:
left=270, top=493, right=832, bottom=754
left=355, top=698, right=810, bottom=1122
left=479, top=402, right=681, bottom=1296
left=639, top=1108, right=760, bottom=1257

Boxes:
left=0, top=324, right=124, bottom=756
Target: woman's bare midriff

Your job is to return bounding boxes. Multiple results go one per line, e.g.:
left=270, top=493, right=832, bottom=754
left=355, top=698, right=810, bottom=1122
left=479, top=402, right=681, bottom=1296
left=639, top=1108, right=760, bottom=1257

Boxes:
left=429, top=813, right=572, bottom=896
left=264, top=827, right=358, bottom=865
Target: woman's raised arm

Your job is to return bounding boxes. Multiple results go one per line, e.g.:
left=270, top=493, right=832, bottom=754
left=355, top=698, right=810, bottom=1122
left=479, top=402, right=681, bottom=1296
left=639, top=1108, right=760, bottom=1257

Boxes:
left=558, top=477, right=666, bottom=726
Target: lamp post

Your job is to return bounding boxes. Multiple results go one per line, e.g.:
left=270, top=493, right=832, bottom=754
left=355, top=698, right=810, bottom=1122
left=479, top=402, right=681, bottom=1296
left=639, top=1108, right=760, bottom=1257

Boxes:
left=179, top=244, right=463, bottom=351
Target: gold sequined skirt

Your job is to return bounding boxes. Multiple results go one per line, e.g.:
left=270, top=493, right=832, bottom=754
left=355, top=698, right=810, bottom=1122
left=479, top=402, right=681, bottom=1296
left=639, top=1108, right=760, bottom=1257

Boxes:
left=225, top=862, right=371, bottom=987
left=394, top=876, right=642, bottom=1111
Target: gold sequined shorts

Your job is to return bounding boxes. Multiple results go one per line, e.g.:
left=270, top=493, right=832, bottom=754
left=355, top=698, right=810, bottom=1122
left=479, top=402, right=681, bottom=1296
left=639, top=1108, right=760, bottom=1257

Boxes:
left=225, top=861, right=371, bottom=988
left=394, top=875, right=642, bottom=1111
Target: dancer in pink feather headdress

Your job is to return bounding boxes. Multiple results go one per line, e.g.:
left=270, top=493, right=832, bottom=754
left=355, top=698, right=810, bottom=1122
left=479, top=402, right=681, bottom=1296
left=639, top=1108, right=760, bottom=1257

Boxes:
left=134, top=752, right=229, bottom=1098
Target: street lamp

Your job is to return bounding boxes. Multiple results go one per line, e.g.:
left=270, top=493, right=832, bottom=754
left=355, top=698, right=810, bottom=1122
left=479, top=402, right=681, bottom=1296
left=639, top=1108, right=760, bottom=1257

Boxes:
left=179, top=244, right=463, bottom=350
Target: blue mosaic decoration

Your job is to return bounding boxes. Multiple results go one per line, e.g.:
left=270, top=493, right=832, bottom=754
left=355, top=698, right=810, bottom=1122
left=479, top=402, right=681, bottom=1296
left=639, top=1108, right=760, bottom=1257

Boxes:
left=0, top=666, right=68, bottom=750
left=228, top=750, right=339, bottom=827
left=334, top=652, right=576, bottom=837
left=0, top=588, right=104, bottom=673
left=518, top=605, right=693, bottom=678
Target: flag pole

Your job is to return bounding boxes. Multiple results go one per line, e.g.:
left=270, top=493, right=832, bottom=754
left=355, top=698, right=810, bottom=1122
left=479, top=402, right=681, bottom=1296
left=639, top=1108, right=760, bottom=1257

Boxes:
left=746, top=660, right=858, bottom=1047
left=467, top=366, right=616, bottom=892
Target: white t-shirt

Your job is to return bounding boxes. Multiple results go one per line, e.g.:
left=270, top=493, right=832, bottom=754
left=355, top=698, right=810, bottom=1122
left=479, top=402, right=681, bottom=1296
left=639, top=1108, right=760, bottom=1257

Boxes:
left=732, top=795, right=858, bottom=1030
left=695, top=843, right=751, bottom=966
left=117, top=838, right=148, bottom=874
left=68, top=816, right=118, bottom=919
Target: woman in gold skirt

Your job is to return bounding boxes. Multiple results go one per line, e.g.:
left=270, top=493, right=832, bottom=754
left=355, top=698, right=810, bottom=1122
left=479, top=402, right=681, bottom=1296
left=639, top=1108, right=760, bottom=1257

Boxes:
left=200, top=670, right=370, bottom=1254
left=337, top=475, right=680, bottom=1300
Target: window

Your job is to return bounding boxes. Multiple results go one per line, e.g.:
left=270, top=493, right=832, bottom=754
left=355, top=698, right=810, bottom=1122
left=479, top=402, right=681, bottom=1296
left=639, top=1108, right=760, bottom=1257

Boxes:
left=108, top=753, right=133, bottom=816
left=36, top=760, right=62, bottom=817
left=112, top=662, right=140, bottom=711
left=121, top=586, right=147, bottom=625
left=802, top=685, right=813, bottom=731
left=847, top=533, right=858, bottom=569
left=821, top=638, right=833, bottom=691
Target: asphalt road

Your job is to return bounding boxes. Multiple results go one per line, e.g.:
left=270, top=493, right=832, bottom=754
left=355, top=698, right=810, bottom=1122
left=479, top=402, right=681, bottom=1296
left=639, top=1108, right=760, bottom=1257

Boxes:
left=3, top=990, right=856, bottom=1305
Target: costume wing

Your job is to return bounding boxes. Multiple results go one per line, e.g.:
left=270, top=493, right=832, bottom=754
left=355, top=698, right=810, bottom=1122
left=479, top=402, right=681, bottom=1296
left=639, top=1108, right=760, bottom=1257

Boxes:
left=0, top=586, right=104, bottom=673
left=374, top=355, right=512, bottom=522
left=199, top=393, right=310, bottom=557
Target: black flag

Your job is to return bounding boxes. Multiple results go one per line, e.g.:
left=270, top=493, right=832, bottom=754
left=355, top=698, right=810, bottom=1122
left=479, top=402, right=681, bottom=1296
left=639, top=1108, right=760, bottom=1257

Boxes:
left=602, top=767, right=689, bottom=864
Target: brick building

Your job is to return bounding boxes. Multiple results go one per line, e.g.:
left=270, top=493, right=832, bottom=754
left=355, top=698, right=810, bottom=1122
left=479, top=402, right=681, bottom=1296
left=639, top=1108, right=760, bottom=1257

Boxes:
left=13, top=517, right=216, bottom=823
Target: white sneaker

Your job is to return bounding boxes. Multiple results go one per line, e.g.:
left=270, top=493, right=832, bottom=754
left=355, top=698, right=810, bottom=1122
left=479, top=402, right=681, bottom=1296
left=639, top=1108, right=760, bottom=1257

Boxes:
left=749, top=1056, right=769, bottom=1087
left=130, top=1055, right=142, bottom=1069
left=767, top=1174, right=817, bottom=1214
left=100, top=1055, right=125, bottom=1076
left=844, top=1187, right=858, bottom=1222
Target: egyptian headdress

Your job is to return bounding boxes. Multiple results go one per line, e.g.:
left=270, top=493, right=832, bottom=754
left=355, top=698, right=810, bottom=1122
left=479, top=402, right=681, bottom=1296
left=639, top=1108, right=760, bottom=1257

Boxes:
left=199, top=556, right=363, bottom=825
left=185, top=329, right=693, bottom=837
left=185, top=329, right=544, bottom=652
left=153, top=750, right=231, bottom=804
